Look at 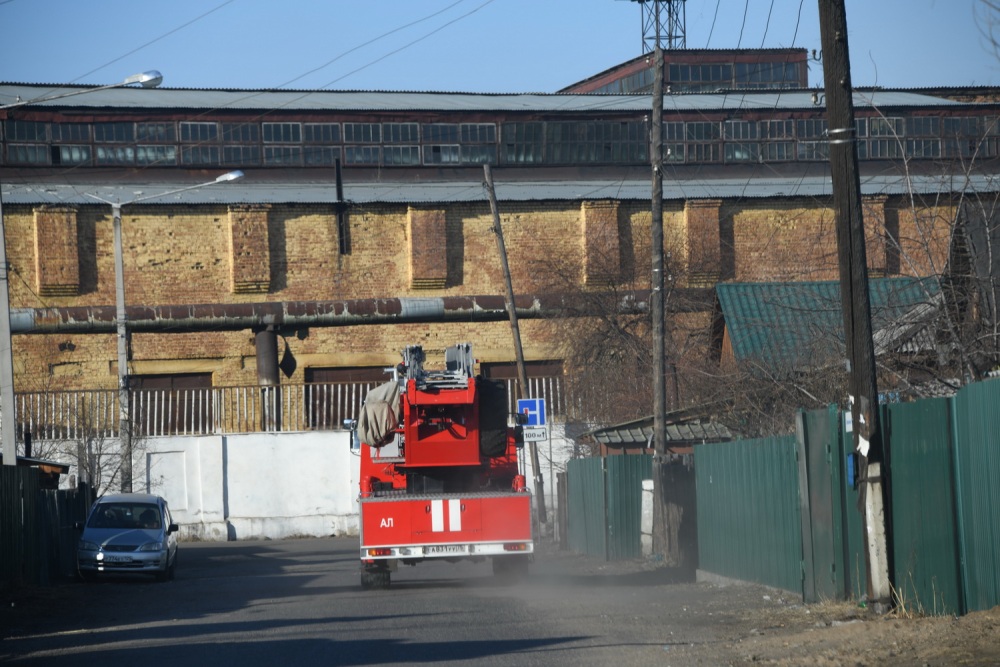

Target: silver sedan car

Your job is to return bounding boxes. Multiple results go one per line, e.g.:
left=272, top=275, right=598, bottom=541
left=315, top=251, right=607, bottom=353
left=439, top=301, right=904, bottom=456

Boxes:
left=76, top=493, right=179, bottom=581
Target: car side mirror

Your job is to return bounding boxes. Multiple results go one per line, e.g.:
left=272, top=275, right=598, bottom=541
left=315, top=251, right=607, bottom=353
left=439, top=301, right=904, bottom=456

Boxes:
left=514, top=412, right=529, bottom=425
left=168, top=523, right=179, bottom=534
left=73, top=520, right=84, bottom=530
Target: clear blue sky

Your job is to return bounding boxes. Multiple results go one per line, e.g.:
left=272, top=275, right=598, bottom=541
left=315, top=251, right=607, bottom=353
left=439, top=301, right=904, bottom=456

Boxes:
left=0, top=0, right=996, bottom=92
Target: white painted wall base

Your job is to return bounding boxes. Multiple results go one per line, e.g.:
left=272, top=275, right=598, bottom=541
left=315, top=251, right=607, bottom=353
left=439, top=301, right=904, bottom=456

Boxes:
left=53, top=425, right=571, bottom=543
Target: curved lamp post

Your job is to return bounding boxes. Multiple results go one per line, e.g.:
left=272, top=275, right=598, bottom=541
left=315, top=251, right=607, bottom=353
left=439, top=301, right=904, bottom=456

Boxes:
left=84, top=171, right=245, bottom=491
left=1, top=71, right=164, bottom=468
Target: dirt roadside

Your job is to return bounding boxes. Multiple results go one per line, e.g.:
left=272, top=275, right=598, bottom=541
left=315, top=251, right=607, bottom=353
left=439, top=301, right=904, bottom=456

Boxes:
left=545, top=543, right=1000, bottom=667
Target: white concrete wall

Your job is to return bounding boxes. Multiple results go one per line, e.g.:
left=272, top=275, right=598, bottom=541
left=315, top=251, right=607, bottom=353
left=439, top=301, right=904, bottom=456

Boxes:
left=55, top=431, right=360, bottom=542
left=53, top=425, right=569, bottom=542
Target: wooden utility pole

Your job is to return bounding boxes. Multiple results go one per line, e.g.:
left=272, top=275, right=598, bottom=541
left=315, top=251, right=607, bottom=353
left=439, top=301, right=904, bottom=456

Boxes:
left=817, top=0, right=892, bottom=610
left=483, top=164, right=547, bottom=526
left=650, top=44, right=670, bottom=557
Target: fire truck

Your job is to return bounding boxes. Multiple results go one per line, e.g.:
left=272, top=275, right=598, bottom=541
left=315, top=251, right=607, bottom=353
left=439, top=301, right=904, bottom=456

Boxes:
left=347, top=343, right=534, bottom=589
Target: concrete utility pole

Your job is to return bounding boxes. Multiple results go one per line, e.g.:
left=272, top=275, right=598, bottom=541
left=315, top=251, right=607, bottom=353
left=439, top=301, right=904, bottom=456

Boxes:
left=0, top=191, right=16, bottom=467
left=650, top=42, right=671, bottom=557
left=817, top=0, right=892, bottom=610
left=85, top=170, right=244, bottom=492
left=483, top=164, right=547, bottom=527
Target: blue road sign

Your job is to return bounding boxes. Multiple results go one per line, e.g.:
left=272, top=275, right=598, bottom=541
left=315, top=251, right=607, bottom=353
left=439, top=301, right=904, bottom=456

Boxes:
left=516, top=398, right=546, bottom=426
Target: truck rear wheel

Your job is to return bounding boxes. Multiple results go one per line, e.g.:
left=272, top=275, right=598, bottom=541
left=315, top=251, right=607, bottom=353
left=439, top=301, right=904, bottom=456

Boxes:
left=361, top=566, right=391, bottom=590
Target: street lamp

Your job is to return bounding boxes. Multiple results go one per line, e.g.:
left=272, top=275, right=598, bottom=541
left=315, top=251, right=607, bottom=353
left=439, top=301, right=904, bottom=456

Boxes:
left=1, top=71, right=164, bottom=468
left=84, top=170, right=245, bottom=491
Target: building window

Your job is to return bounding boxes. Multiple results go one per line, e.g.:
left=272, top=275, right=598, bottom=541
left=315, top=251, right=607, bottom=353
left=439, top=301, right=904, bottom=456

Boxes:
left=343, top=123, right=380, bottom=143
left=304, top=123, right=341, bottom=143
left=383, top=123, right=419, bottom=143
left=906, top=117, right=939, bottom=137
left=95, top=145, right=135, bottom=165
left=222, top=123, right=259, bottom=143
left=304, top=146, right=341, bottom=165
left=382, top=145, right=420, bottom=165
left=545, top=121, right=647, bottom=164
left=223, top=145, right=262, bottom=165
left=664, top=122, right=685, bottom=141
left=5, top=120, right=48, bottom=141
left=52, top=145, right=91, bottom=165
left=686, top=142, right=721, bottom=163
left=664, top=143, right=685, bottom=162
left=423, top=124, right=460, bottom=143
left=869, top=117, right=904, bottom=137
left=904, top=138, right=940, bottom=158
left=796, top=118, right=828, bottom=139
left=724, top=120, right=759, bottom=140
left=724, top=142, right=759, bottom=162
left=263, top=146, right=302, bottom=166
left=761, top=120, right=794, bottom=139
left=461, top=123, right=496, bottom=143
left=869, top=139, right=903, bottom=158
left=501, top=122, right=544, bottom=164
left=51, top=123, right=91, bottom=142
left=136, top=122, right=176, bottom=142
left=425, top=144, right=460, bottom=164
left=762, top=141, right=795, bottom=161
left=181, top=145, right=221, bottom=165
left=460, top=144, right=497, bottom=164
left=686, top=122, right=721, bottom=141
left=180, top=122, right=218, bottom=142
left=796, top=141, right=829, bottom=161
left=93, top=122, right=134, bottom=143
left=262, top=122, right=301, bottom=143
left=136, top=145, right=177, bottom=166
left=344, top=145, right=380, bottom=164
left=8, top=144, right=50, bottom=165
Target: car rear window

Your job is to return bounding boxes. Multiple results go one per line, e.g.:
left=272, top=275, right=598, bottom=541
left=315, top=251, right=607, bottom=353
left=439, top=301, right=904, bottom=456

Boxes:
left=89, top=503, right=161, bottom=529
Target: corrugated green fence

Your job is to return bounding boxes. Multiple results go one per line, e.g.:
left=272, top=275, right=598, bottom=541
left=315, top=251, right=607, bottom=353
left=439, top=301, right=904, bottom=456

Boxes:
left=695, top=435, right=802, bottom=593
left=567, top=455, right=651, bottom=561
left=1, top=467, right=93, bottom=589
left=691, top=377, right=1000, bottom=615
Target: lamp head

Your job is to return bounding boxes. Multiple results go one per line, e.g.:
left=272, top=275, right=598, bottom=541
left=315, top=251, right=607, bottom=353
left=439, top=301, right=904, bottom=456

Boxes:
left=123, top=70, right=163, bottom=88
left=216, top=170, right=245, bottom=183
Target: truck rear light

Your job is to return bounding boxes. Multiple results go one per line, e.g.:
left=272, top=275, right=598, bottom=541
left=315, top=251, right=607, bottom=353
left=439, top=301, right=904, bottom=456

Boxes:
left=367, top=548, right=392, bottom=557
left=502, top=543, right=529, bottom=552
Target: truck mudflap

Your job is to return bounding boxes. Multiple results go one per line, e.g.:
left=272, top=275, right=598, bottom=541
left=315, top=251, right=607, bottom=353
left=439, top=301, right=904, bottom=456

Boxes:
left=359, top=491, right=533, bottom=561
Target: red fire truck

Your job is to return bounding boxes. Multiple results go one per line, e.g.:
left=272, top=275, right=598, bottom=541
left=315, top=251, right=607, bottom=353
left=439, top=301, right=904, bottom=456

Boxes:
left=347, top=343, right=533, bottom=589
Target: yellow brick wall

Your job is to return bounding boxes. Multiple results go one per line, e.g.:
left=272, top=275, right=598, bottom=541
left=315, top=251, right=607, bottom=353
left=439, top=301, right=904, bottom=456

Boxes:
left=1, top=196, right=956, bottom=392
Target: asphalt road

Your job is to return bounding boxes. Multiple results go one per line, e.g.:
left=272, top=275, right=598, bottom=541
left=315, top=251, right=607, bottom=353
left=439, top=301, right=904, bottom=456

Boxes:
left=1, top=537, right=765, bottom=666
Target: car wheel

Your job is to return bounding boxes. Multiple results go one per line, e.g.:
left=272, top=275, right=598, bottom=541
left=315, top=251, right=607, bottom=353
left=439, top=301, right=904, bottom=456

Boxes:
left=157, top=554, right=176, bottom=582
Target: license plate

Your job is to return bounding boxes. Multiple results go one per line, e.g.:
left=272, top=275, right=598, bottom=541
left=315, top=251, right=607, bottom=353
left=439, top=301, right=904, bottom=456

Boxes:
left=427, top=545, right=465, bottom=554
left=105, top=555, right=132, bottom=563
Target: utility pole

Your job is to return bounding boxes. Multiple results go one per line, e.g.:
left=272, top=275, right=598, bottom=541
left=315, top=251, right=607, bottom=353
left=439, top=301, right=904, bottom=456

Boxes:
left=817, top=0, right=892, bottom=610
left=0, top=191, right=16, bottom=467
left=483, top=164, right=547, bottom=527
left=650, top=39, right=670, bottom=558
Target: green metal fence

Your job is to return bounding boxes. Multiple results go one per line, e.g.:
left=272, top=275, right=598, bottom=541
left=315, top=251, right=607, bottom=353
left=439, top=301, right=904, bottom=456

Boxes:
left=950, top=380, right=1000, bottom=613
left=695, top=435, right=802, bottom=593
left=567, top=455, right=651, bottom=561
left=690, top=378, right=1000, bottom=614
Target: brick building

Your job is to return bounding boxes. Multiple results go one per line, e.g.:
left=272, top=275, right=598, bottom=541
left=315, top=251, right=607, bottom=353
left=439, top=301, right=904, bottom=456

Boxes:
left=2, top=62, right=999, bottom=437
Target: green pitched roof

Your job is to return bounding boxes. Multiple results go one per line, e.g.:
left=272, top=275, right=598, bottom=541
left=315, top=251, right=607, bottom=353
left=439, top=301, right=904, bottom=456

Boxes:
left=717, top=278, right=940, bottom=369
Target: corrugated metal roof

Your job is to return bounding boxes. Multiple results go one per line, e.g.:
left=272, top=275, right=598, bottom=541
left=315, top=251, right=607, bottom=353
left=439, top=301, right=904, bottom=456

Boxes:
left=583, top=416, right=734, bottom=446
left=0, top=83, right=964, bottom=112
left=4, top=173, right=999, bottom=206
left=717, top=278, right=941, bottom=369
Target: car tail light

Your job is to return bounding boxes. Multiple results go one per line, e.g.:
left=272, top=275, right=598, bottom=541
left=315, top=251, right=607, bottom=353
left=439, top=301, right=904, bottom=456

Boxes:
left=367, top=548, right=392, bottom=557
left=502, top=543, right=528, bottom=552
